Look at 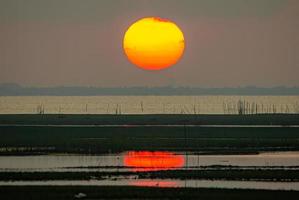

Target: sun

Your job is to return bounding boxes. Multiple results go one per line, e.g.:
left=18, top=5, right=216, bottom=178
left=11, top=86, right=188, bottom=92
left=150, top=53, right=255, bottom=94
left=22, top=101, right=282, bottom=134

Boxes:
left=123, top=17, right=185, bottom=71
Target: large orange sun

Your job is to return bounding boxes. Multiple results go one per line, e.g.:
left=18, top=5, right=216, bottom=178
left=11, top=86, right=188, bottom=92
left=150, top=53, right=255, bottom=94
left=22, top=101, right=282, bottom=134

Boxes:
left=123, top=17, right=185, bottom=71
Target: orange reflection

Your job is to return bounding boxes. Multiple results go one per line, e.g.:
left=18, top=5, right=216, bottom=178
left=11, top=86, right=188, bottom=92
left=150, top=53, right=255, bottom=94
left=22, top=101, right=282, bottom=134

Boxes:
left=124, top=151, right=184, bottom=171
left=130, top=180, right=180, bottom=188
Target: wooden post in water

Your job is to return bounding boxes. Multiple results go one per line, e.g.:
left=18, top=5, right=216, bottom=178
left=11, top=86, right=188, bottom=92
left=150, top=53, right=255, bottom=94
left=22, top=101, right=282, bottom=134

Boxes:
left=184, top=124, right=188, bottom=169
left=140, top=101, right=144, bottom=113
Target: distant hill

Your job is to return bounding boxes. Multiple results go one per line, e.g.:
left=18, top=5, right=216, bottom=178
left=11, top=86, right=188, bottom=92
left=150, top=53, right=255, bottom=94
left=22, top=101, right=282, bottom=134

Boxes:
left=0, top=83, right=299, bottom=96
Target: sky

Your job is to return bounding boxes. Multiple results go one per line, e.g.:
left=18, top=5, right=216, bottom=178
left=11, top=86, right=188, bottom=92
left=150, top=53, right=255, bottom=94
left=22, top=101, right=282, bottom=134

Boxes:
left=0, top=0, right=298, bottom=87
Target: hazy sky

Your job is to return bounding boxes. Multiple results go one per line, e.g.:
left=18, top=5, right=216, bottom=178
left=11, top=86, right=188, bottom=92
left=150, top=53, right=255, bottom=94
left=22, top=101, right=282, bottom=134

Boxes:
left=0, top=0, right=298, bottom=87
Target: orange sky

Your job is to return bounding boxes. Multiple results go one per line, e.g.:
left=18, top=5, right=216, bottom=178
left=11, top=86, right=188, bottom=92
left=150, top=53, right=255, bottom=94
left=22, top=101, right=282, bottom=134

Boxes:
left=0, top=0, right=298, bottom=87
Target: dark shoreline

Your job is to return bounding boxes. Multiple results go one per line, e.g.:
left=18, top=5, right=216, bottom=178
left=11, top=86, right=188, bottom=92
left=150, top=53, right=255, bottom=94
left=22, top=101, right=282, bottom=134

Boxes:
left=1, top=169, right=299, bottom=182
left=1, top=114, right=299, bottom=125
left=0, top=186, right=298, bottom=200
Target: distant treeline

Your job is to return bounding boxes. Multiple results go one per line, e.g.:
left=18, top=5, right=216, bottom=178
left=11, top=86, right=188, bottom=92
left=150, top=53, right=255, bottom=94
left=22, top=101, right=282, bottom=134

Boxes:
left=0, top=83, right=299, bottom=96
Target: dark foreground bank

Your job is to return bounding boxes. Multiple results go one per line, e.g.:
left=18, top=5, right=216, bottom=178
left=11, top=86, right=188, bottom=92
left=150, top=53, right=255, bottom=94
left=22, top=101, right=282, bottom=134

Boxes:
left=1, top=125, right=299, bottom=154
left=1, top=168, right=299, bottom=181
left=0, top=186, right=298, bottom=200
left=1, top=114, right=299, bottom=125
left=1, top=114, right=299, bottom=154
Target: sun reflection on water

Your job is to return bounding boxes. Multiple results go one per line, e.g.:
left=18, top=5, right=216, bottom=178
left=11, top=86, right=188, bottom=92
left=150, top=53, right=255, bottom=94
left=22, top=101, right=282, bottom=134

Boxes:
left=130, top=180, right=180, bottom=188
left=124, top=151, right=184, bottom=172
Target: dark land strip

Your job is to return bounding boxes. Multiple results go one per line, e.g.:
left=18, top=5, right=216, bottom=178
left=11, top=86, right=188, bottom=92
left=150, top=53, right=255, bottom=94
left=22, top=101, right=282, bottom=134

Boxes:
left=0, top=186, right=298, bottom=200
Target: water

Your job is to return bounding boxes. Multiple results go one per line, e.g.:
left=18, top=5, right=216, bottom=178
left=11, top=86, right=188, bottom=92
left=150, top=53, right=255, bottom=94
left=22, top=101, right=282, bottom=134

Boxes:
left=1, top=151, right=299, bottom=172
left=1, top=151, right=299, bottom=190
left=1, top=96, right=299, bottom=191
left=1, top=179, right=299, bottom=191
left=0, top=96, right=298, bottom=114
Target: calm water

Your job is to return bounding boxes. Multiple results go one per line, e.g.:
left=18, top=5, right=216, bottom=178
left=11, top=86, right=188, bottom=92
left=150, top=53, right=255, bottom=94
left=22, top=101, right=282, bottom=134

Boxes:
left=1, top=151, right=299, bottom=190
left=1, top=151, right=299, bottom=172
left=0, top=96, right=298, bottom=114
left=1, top=179, right=299, bottom=191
